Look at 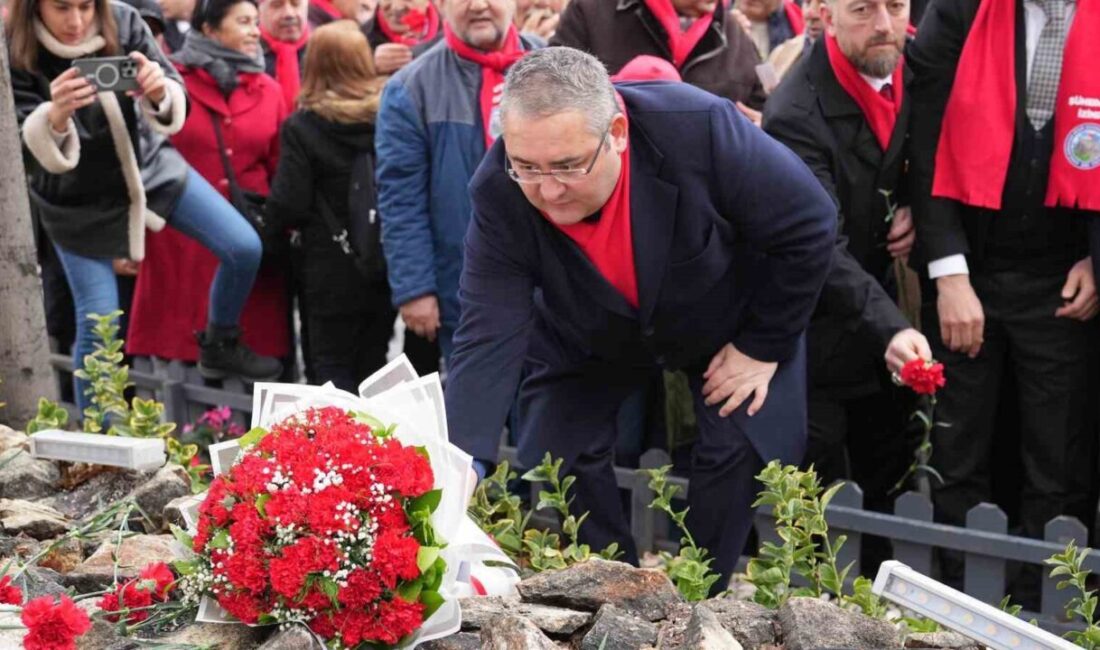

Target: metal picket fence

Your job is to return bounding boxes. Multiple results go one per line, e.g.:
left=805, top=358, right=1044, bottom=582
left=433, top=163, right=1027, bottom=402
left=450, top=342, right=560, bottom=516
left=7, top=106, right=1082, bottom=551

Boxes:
left=48, top=354, right=1097, bottom=633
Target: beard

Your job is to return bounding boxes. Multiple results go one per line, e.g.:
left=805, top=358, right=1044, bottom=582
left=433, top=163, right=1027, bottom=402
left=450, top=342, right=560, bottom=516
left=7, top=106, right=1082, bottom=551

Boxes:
left=848, top=36, right=903, bottom=78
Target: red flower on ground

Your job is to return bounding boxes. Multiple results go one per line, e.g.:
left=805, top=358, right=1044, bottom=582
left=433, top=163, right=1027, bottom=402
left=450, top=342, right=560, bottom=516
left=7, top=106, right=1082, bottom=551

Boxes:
left=899, top=358, right=946, bottom=396
left=98, top=580, right=155, bottom=624
left=138, top=562, right=175, bottom=600
left=0, top=575, right=23, bottom=605
left=20, top=595, right=92, bottom=650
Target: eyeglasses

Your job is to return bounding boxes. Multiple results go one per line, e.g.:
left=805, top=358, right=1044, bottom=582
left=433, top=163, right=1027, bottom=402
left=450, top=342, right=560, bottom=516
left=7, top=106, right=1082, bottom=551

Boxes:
left=505, top=124, right=612, bottom=185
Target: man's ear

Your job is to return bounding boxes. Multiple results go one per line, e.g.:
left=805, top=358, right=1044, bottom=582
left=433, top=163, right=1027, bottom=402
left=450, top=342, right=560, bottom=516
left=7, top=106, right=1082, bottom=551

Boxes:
left=610, top=112, right=629, bottom=153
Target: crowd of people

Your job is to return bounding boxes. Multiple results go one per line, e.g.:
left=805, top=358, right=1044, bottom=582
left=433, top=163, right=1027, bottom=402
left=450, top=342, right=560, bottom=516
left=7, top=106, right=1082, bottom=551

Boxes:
left=8, top=0, right=1099, bottom=601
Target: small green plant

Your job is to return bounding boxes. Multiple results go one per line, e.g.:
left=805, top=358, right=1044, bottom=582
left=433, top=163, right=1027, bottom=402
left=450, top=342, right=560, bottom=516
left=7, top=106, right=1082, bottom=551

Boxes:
left=1046, top=540, right=1100, bottom=648
left=468, top=455, right=619, bottom=572
left=522, top=453, right=620, bottom=571
left=845, top=575, right=888, bottom=619
left=643, top=465, right=720, bottom=601
left=745, top=461, right=852, bottom=608
left=26, top=397, right=69, bottom=434
left=468, top=460, right=533, bottom=562
left=74, top=311, right=132, bottom=432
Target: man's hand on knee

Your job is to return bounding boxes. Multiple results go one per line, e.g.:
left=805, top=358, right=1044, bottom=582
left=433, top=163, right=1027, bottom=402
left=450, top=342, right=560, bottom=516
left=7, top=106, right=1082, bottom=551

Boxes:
left=702, top=343, right=777, bottom=417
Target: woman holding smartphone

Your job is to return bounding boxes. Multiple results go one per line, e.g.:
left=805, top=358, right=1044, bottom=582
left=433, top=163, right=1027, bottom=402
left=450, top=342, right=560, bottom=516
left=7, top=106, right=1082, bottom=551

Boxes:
left=7, top=0, right=281, bottom=412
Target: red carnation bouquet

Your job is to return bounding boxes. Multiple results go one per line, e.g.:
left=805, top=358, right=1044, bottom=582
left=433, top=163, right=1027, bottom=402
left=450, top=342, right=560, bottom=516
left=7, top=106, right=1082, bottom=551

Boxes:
left=174, top=406, right=447, bottom=648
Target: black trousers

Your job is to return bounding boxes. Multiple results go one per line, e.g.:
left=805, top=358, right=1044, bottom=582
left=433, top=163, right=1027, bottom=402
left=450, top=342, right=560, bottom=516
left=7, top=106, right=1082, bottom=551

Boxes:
left=924, top=269, right=1096, bottom=564
left=304, top=284, right=396, bottom=394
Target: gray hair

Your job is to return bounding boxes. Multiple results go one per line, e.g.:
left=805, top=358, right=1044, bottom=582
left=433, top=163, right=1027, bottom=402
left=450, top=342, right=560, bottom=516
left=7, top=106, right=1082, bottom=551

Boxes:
left=500, top=47, right=619, bottom=136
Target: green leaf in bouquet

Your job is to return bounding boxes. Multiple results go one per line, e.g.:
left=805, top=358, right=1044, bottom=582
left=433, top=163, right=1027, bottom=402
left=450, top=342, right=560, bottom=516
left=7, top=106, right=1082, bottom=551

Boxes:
left=169, top=524, right=194, bottom=551
left=417, top=546, right=441, bottom=573
left=420, top=589, right=445, bottom=619
left=208, top=529, right=230, bottom=550
left=255, top=493, right=271, bottom=517
left=257, top=613, right=278, bottom=626
left=172, top=559, right=198, bottom=576
left=398, top=579, right=423, bottom=601
left=409, top=489, right=443, bottom=516
left=238, top=427, right=269, bottom=450
left=352, top=411, right=387, bottom=433
left=320, top=577, right=340, bottom=605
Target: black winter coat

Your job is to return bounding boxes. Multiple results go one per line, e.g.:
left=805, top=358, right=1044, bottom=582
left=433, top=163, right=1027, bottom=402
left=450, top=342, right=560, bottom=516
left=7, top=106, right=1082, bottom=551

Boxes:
left=763, top=40, right=912, bottom=395
left=267, top=110, right=388, bottom=315
left=11, top=3, right=189, bottom=260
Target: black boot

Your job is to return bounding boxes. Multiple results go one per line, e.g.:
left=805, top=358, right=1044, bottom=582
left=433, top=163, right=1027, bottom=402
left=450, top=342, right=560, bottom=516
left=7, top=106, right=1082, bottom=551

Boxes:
left=197, top=324, right=283, bottom=381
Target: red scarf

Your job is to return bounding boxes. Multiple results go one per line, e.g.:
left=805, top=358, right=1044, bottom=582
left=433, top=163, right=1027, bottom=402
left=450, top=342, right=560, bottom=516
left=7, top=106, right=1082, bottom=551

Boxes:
left=311, top=0, right=341, bottom=21
left=444, top=23, right=525, bottom=148
left=261, top=27, right=310, bottom=109
left=783, top=1, right=805, bottom=34
left=550, top=110, right=638, bottom=309
left=377, top=4, right=441, bottom=47
left=933, top=0, right=1100, bottom=212
left=642, top=0, right=722, bottom=69
left=824, top=34, right=904, bottom=150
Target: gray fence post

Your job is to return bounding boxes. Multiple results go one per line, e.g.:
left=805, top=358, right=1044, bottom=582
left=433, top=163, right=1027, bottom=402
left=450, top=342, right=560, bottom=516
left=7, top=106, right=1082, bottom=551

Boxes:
left=632, top=449, right=671, bottom=555
left=1041, top=516, right=1089, bottom=620
left=829, top=481, right=863, bottom=581
left=964, top=503, right=1008, bottom=605
left=892, top=491, right=934, bottom=575
left=161, top=380, right=187, bottom=428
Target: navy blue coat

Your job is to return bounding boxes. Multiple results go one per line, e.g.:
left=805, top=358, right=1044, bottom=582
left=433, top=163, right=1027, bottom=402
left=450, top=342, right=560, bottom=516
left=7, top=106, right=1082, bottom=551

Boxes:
left=444, top=82, right=837, bottom=466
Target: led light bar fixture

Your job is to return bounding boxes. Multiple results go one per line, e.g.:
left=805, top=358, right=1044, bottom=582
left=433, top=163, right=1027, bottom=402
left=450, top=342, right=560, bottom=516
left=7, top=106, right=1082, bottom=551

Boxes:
left=873, top=561, right=1078, bottom=650
left=29, top=429, right=166, bottom=471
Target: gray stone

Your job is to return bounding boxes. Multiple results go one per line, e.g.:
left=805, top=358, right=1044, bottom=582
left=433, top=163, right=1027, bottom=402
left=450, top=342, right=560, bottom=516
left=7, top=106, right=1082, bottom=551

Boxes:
left=41, top=468, right=146, bottom=521
left=779, top=597, right=905, bottom=650
left=36, top=537, right=85, bottom=574
left=703, top=597, right=780, bottom=649
left=683, top=604, right=743, bottom=650
left=481, top=614, right=559, bottom=650
left=129, top=464, right=190, bottom=531
left=257, top=626, right=317, bottom=649
left=421, top=632, right=484, bottom=650
left=0, top=452, right=59, bottom=500
left=581, top=604, right=658, bottom=650
left=0, top=498, right=71, bottom=539
left=1, top=566, right=67, bottom=600
left=459, top=595, right=592, bottom=636
left=905, top=631, right=983, bottom=650
left=517, top=558, right=683, bottom=621
left=0, top=425, right=29, bottom=454
left=157, top=622, right=267, bottom=649
left=162, top=493, right=195, bottom=530
left=62, top=534, right=184, bottom=592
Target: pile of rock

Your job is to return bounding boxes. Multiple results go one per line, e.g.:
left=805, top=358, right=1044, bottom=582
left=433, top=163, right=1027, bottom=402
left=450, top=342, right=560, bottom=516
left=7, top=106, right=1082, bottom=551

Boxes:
left=0, top=424, right=983, bottom=649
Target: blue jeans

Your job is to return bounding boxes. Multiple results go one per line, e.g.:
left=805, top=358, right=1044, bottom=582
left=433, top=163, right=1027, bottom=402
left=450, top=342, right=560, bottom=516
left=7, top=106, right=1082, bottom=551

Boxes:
left=55, top=168, right=262, bottom=412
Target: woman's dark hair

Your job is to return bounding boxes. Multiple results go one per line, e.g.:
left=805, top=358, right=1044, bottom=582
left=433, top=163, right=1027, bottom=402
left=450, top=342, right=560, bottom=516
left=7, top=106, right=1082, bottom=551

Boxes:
left=5, top=0, right=121, bottom=72
left=191, top=0, right=258, bottom=33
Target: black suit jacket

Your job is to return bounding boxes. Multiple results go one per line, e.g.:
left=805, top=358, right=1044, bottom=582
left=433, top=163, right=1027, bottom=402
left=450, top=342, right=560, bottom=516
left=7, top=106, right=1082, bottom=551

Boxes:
left=764, top=40, right=912, bottom=394
left=444, top=81, right=836, bottom=465
left=906, top=0, right=1088, bottom=273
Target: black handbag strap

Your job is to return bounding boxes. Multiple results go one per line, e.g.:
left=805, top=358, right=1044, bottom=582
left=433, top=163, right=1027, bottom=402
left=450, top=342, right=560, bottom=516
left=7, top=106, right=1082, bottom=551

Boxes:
left=204, top=105, right=247, bottom=208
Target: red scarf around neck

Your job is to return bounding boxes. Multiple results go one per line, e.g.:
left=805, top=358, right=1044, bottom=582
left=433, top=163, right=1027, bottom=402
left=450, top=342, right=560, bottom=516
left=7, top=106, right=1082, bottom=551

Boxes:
left=933, top=0, right=1100, bottom=212
left=377, top=4, right=441, bottom=47
left=311, top=0, right=341, bottom=21
left=261, top=26, right=310, bottom=109
left=783, top=1, right=805, bottom=34
left=642, top=0, right=722, bottom=69
left=550, top=105, right=638, bottom=309
left=824, top=34, right=904, bottom=150
left=444, top=23, right=525, bottom=148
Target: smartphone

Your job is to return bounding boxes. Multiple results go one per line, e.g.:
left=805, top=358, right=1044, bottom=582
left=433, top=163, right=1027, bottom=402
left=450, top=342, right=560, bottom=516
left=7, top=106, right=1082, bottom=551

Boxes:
left=71, top=56, right=140, bottom=93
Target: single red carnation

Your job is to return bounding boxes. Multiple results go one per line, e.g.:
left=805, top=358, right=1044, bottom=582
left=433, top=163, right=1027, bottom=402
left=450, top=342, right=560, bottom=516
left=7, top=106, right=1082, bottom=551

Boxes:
left=337, top=569, right=384, bottom=609
left=0, top=575, right=23, bottom=605
left=899, top=359, right=946, bottom=396
left=224, top=551, right=269, bottom=595
left=400, top=7, right=428, bottom=31
left=138, top=562, right=175, bottom=601
left=216, top=591, right=265, bottom=625
left=371, top=528, right=421, bottom=588
left=269, top=537, right=339, bottom=599
left=377, top=597, right=426, bottom=644
left=98, top=580, right=154, bottom=624
left=20, top=595, right=92, bottom=650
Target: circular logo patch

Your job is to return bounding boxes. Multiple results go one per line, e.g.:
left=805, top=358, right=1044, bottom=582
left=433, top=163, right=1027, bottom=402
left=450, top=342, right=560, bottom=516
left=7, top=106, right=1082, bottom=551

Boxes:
left=1064, top=123, right=1100, bottom=170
